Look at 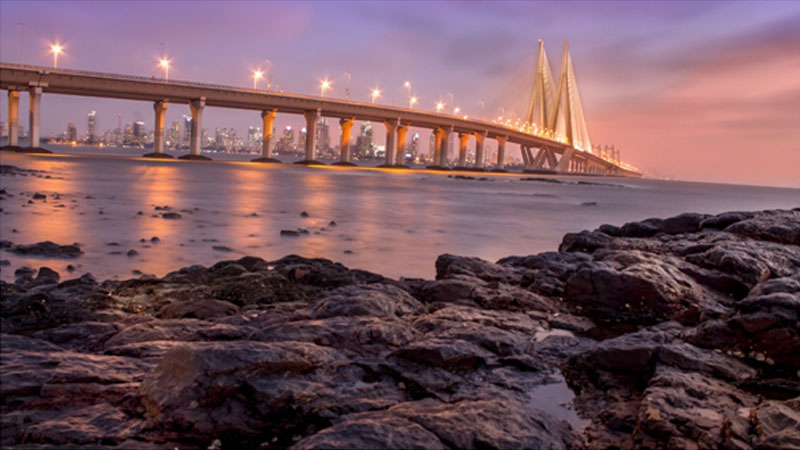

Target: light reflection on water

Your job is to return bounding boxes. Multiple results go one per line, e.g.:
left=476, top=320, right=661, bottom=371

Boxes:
left=1, top=150, right=798, bottom=282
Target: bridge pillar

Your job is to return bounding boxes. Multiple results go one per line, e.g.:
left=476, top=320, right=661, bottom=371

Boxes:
left=7, top=90, right=20, bottom=147
left=382, top=119, right=400, bottom=167
left=28, top=86, right=42, bottom=149
left=395, top=125, right=409, bottom=166
left=335, top=117, right=356, bottom=165
left=145, top=101, right=171, bottom=158
left=438, top=125, right=453, bottom=167
left=494, top=136, right=507, bottom=171
left=555, top=148, right=574, bottom=173
left=430, top=127, right=445, bottom=167
left=473, top=130, right=487, bottom=169
left=521, top=146, right=530, bottom=167
left=457, top=133, right=470, bottom=168
left=297, top=109, right=321, bottom=164
left=178, top=97, right=210, bottom=160
left=252, top=109, right=280, bottom=162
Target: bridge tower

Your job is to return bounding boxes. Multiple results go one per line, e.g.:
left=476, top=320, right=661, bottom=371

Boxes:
left=550, top=42, right=592, bottom=153
left=525, top=40, right=556, bottom=133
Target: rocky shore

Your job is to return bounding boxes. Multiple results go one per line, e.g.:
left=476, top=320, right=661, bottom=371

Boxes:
left=1, top=208, right=798, bottom=449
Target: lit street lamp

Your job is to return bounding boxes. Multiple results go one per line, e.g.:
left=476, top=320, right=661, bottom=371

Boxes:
left=435, top=101, right=445, bottom=113
left=371, top=87, right=382, bottom=104
left=320, top=78, right=331, bottom=97
left=409, top=96, right=418, bottom=109
left=159, top=57, right=170, bottom=80
left=49, top=43, right=63, bottom=68
left=454, top=106, right=460, bottom=115
left=253, top=69, right=263, bottom=89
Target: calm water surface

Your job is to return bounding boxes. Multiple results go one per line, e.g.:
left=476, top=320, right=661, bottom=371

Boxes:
left=1, top=148, right=797, bottom=282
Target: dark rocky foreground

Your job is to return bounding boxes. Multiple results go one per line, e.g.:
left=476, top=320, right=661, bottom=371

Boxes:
left=1, top=209, right=798, bottom=449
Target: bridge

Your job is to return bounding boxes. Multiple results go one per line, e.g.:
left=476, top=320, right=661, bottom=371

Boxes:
left=0, top=41, right=640, bottom=177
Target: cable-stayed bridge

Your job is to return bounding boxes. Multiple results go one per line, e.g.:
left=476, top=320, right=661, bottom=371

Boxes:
left=0, top=42, right=640, bottom=177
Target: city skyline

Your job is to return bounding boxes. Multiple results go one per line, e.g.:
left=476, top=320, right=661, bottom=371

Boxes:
left=1, top=1, right=798, bottom=186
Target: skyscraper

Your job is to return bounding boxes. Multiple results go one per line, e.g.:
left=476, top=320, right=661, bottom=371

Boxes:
left=316, top=116, right=330, bottom=154
left=87, top=111, right=97, bottom=144
left=67, top=122, right=78, bottom=142
left=182, top=115, right=192, bottom=147
left=133, top=121, right=146, bottom=146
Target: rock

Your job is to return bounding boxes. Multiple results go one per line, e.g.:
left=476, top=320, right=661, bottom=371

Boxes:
left=329, top=220, right=337, bottom=226
left=150, top=236, right=160, bottom=243
left=32, top=192, right=46, bottom=200
left=564, top=250, right=711, bottom=324
left=293, top=413, right=447, bottom=449
left=14, top=266, right=35, bottom=284
left=619, top=218, right=663, bottom=237
left=559, top=230, right=613, bottom=253
left=281, top=229, right=301, bottom=237
left=157, top=299, right=239, bottom=320
left=308, top=284, right=424, bottom=319
left=161, top=212, right=181, bottom=219
left=435, top=253, right=521, bottom=284
left=752, top=399, right=800, bottom=450
left=212, top=245, right=233, bottom=252
left=0, top=259, right=9, bottom=266
left=391, top=337, right=493, bottom=370
left=581, top=201, right=598, bottom=206
left=725, top=210, right=800, bottom=245
left=659, top=212, right=709, bottom=235
left=127, top=249, right=138, bottom=257
left=300, top=211, right=310, bottom=217
left=9, top=241, right=83, bottom=258
left=33, top=267, right=60, bottom=285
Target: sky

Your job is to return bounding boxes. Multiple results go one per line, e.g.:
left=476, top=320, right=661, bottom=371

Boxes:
left=1, top=1, right=799, bottom=187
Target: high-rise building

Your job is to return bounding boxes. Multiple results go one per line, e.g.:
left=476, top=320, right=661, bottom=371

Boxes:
left=87, top=111, right=97, bottom=144
left=182, top=115, right=192, bottom=147
left=0, top=121, right=7, bottom=138
left=67, top=122, right=78, bottom=142
left=355, top=122, right=373, bottom=158
left=299, top=127, right=307, bottom=151
left=428, top=132, right=436, bottom=161
left=133, top=121, right=146, bottom=146
left=276, top=126, right=295, bottom=152
left=316, top=116, right=330, bottom=154
left=201, top=128, right=210, bottom=148
left=247, top=126, right=262, bottom=149
left=123, top=123, right=134, bottom=146
left=410, top=133, right=419, bottom=160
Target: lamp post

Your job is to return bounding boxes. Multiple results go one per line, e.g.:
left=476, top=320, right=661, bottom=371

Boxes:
left=159, top=57, right=170, bottom=80
left=344, top=72, right=351, bottom=100
left=320, top=79, right=331, bottom=97
left=50, top=43, right=63, bottom=68
left=436, top=101, right=445, bottom=113
left=253, top=69, right=263, bottom=89
left=264, top=58, right=272, bottom=89
left=371, top=87, right=381, bottom=104
left=409, top=96, right=418, bottom=109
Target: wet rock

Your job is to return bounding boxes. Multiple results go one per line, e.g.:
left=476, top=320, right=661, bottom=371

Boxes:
left=293, top=413, right=447, bottom=450
left=32, top=192, right=46, bottom=200
left=281, top=229, right=301, bottom=237
left=620, top=218, right=662, bottom=237
left=659, top=212, right=709, bottom=235
left=161, top=212, right=181, bottom=219
left=14, top=266, right=36, bottom=284
left=724, top=209, right=800, bottom=245
left=559, top=230, right=613, bottom=253
left=157, top=299, right=239, bottom=320
left=8, top=240, right=83, bottom=258
left=127, top=249, right=138, bottom=257
left=300, top=211, right=310, bottom=217
left=33, top=267, right=60, bottom=286
left=752, top=399, right=800, bottom=449
left=329, top=220, right=337, bottom=226
left=0, top=259, right=9, bottom=266
left=150, top=236, right=160, bottom=243
left=435, top=253, right=521, bottom=284
left=212, top=245, right=233, bottom=252
left=308, top=283, right=424, bottom=319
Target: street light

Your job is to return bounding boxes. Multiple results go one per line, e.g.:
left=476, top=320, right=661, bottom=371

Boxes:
left=344, top=72, right=352, bottom=100
left=253, top=69, right=264, bottom=89
left=435, top=101, right=445, bottom=113
left=371, top=87, right=382, bottom=104
left=409, top=96, right=418, bottom=109
left=320, top=78, right=331, bottom=97
left=264, top=58, right=272, bottom=89
left=159, top=57, right=170, bottom=80
left=454, top=106, right=460, bottom=115
left=49, top=43, right=63, bottom=68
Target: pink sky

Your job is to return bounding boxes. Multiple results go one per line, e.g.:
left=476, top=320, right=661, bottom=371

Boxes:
left=1, top=1, right=799, bottom=187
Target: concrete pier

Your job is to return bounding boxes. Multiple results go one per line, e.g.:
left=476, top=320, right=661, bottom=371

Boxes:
left=5, top=90, right=19, bottom=148
left=144, top=101, right=172, bottom=159
left=295, top=109, right=322, bottom=165
left=28, top=86, right=41, bottom=149
left=333, top=117, right=356, bottom=166
left=473, top=130, right=486, bottom=170
left=493, top=136, right=507, bottom=172
left=456, top=133, right=470, bottom=169
left=252, top=109, right=280, bottom=163
left=438, top=125, right=452, bottom=168
left=381, top=119, right=399, bottom=167
left=179, top=97, right=210, bottom=160
left=395, top=125, right=409, bottom=166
